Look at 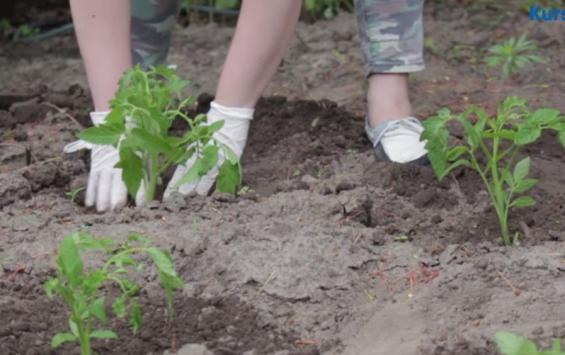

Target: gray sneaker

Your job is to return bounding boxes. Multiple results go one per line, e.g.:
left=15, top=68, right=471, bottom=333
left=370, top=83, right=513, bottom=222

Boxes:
left=365, top=117, right=429, bottom=165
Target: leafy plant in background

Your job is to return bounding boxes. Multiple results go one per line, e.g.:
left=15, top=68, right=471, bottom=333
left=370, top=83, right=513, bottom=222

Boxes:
left=183, top=0, right=354, bottom=18
left=79, top=65, right=242, bottom=201
left=485, top=34, right=545, bottom=78
left=44, top=232, right=184, bottom=355
left=496, top=331, right=565, bottom=355
left=0, top=19, right=40, bottom=41
left=422, top=97, right=565, bottom=245
left=304, top=0, right=354, bottom=19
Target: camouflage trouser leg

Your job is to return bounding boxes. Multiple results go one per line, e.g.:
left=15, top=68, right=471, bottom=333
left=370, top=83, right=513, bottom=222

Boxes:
left=354, top=0, right=425, bottom=75
left=131, top=0, right=181, bottom=67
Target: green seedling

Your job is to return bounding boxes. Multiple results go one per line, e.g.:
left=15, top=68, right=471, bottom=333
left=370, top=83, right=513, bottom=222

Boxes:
left=422, top=97, right=565, bottom=245
left=304, top=0, right=354, bottom=19
left=79, top=65, right=242, bottom=202
left=44, top=232, right=184, bottom=355
left=496, top=331, right=565, bottom=355
left=66, top=187, right=86, bottom=203
left=485, top=34, right=545, bottom=78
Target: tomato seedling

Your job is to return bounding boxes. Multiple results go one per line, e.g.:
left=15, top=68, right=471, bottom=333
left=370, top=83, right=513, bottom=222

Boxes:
left=79, top=65, right=242, bottom=202
left=485, top=34, right=545, bottom=78
left=422, top=96, right=565, bottom=245
left=44, top=232, right=184, bottom=355
left=496, top=331, right=565, bottom=355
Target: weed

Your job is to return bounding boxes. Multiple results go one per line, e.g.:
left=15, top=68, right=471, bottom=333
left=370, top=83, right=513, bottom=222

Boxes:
left=79, top=65, right=242, bottom=202
left=422, top=97, right=565, bottom=245
left=496, top=331, right=565, bottom=355
left=485, top=34, right=545, bottom=78
left=66, top=187, right=85, bottom=203
left=44, top=232, right=183, bottom=355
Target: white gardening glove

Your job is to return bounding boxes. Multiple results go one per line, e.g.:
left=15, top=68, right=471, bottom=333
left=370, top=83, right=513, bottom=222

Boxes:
left=64, top=111, right=146, bottom=212
left=164, top=101, right=254, bottom=197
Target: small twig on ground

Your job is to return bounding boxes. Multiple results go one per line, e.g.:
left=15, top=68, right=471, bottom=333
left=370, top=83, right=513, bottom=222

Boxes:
left=42, top=102, right=84, bottom=128
left=259, top=270, right=278, bottom=294
left=295, top=339, right=320, bottom=346
left=6, top=264, right=26, bottom=280
left=519, top=221, right=533, bottom=241
left=496, top=270, right=522, bottom=296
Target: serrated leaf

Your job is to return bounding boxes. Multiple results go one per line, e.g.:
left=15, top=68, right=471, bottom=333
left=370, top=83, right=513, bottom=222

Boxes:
left=58, top=235, right=83, bottom=288
left=113, top=295, right=126, bottom=318
left=496, top=331, right=538, bottom=355
left=69, top=319, right=79, bottom=337
left=514, top=178, right=538, bottom=194
left=44, top=278, right=59, bottom=297
left=513, top=157, right=531, bottom=182
left=79, top=126, right=122, bottom=146
left=531, top=108, right=561, bottom=125
left=118, top=146, right=144, bottom=199
left=216, top=160, right=241, bottom=194
left=515, top=125, right=541, bottom=145
left=90, top=330, right=118, bottom=340
left=51, top=332, right=77, bottom=348
left=89, top=297, right=107, bottom=323
left=175, top=145, right=219, bottom=187
left=146, top=248, right=177, bottom=278
left=129, top=128, right=174, bottom=159
left=511, top=196, right=536, bottom=208
left=130, top=301, right=142, bottom=334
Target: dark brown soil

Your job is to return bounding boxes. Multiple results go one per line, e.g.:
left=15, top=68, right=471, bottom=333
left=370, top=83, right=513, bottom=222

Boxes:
left=1, top=1, right=565, bottom=355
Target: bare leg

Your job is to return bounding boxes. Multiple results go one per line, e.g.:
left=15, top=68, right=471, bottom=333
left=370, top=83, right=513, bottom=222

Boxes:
left=367, top=73, right=412, bottom=126
left=215, top=0, right=302, bottom=108
left=70, top=0, right=132, bottom=111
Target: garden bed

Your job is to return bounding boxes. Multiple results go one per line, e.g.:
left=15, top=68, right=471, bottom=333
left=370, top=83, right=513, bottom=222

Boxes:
left=1, top=1, right=565, bottom=354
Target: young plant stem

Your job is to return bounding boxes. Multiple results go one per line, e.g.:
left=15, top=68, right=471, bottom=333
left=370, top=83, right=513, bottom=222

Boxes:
left=74, top=311, right=92, bottom=355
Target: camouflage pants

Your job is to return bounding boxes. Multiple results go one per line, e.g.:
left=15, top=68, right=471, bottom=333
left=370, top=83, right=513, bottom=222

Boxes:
left=354, top=0, right=425, bottom=75
left=131, top=0, right=425, bottom=74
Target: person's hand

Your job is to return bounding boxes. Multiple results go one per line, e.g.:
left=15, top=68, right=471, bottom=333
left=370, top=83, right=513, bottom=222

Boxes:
left=164, top=101, right=253, bottom=197
left=64, top=112, right=145, bottom=212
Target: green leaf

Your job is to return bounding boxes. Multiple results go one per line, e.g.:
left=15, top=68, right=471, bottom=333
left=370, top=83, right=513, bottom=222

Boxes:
left=89, top=297, right=107, bottom=323
left=129, top=128, right=174, bottom=159
left=117, top=146, right=145, bottom=199
left=447, top=146, right=468, bottom=161
left=511, top=196, right=536, bottom=208
left=531, top=108, right=561, bottom=125
left=515, top=125, right=541, bottom=145
left=496, top=331, right=538, bottom=355
left=175, top=145, right=219, bottom=187
left=44, top=278, right=60, bottom=297
left=51, top=332, right=77, bottom=348
left=58, top=235, right=83, bottom=288
left=69, top=319, right=80, bottom=337
left=104, top=108, right=126, bottom=129
left=216, top=160, right=241, bottom=194
left=146, top=248, right=177, bottom=278
left=207, top=120, right=224, bottom=135
left=514, top=178, right=538, bottom=194
left=215, top=0, right=239, bottom=10
left=513, top=157, right=531, bottom=182
left=559, top=131, right=565, bottom=149
left=113, top=295, right=126, bottom=318
left=90, top=330, right=118, bottom=340
left=130, top=301, right=142, bottom=334
left=79, top=125, right=122, bottom=146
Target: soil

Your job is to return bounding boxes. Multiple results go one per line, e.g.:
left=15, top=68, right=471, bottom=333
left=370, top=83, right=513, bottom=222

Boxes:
left=1, top=1, right=565, bottom=355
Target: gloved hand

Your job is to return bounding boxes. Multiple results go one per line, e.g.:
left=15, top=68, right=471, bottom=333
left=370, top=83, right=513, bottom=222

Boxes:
left=164, top=101, right=254, bottom=197
left=64, top=112, right=146, bottom=212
